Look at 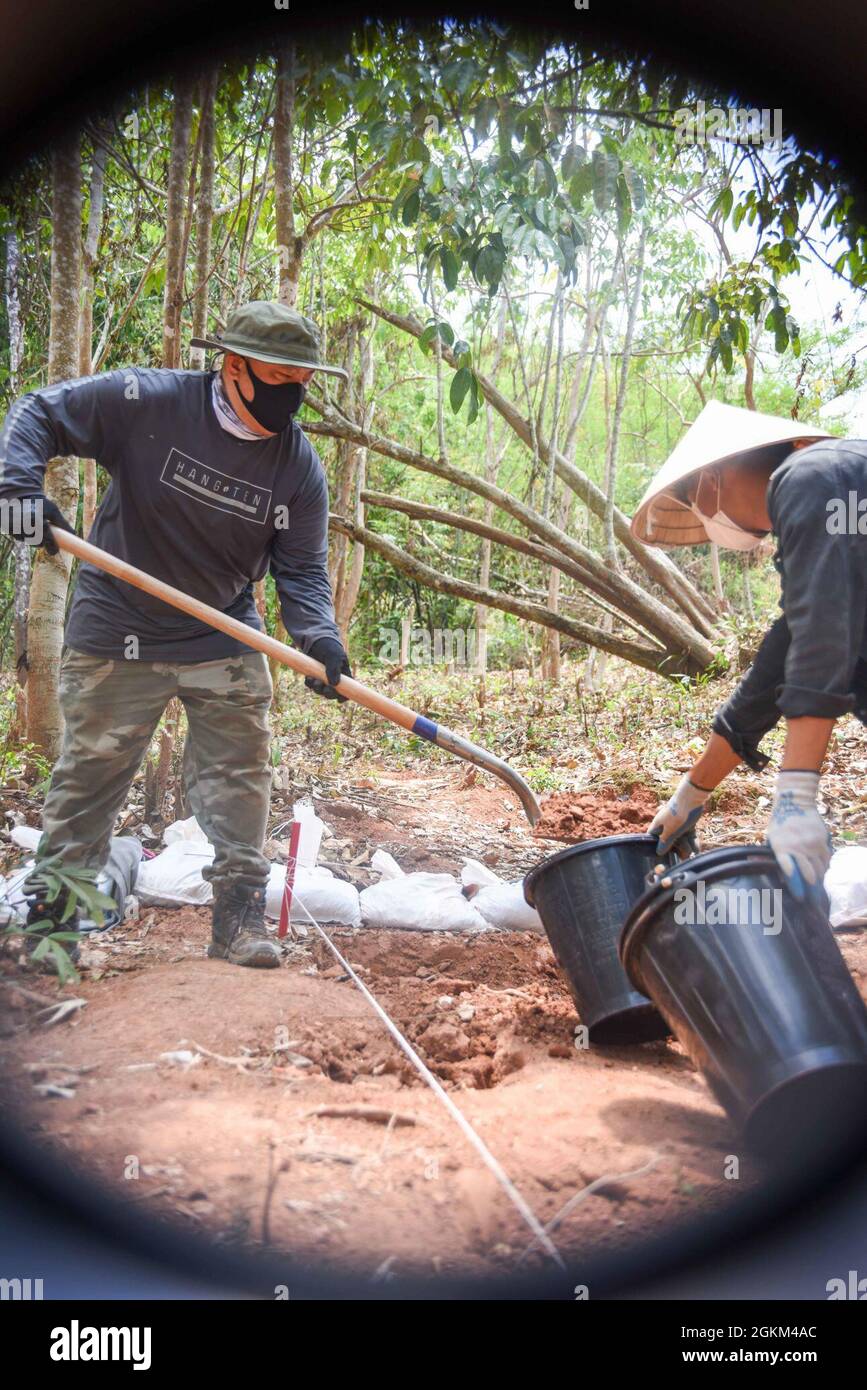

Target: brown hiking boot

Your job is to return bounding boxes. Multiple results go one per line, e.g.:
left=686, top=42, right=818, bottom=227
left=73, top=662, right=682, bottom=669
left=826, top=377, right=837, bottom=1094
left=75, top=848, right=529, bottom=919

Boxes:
left=208, top=884, right=281, bottom=968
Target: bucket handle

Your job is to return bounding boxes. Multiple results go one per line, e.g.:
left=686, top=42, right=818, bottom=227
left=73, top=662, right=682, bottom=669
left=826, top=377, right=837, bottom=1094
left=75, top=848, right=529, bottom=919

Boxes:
left=645, top=831, right=698, bottom=889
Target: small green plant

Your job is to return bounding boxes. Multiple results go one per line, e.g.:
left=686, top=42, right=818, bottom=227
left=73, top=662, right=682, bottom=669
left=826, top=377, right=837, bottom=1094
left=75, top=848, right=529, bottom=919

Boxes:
left=2, top=855, right=118, bottom=983
left=2, top=920, right=82, bottom=984
left=525, top=764, right=561, bottom=792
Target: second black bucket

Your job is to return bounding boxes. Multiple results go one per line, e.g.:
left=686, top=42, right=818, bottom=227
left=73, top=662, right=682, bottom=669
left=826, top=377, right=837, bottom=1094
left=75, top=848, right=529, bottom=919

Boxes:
left=524, top=834, right=673, bottom=1044
left=620, top=845, right=867, bottom=1159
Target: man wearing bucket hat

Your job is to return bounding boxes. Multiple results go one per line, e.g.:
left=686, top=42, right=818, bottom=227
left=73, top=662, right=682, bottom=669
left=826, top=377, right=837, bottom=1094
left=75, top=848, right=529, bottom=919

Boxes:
left=0, top=301, right=350, bottom=969
left=630, top=400, right=867, bottom=904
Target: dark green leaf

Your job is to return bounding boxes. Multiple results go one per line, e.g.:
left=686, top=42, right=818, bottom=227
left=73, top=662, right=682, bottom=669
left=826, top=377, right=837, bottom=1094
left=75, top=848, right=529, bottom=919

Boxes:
left=439, top=246, right=460, bottom=292
left=449, top=366, right=472, bottom=412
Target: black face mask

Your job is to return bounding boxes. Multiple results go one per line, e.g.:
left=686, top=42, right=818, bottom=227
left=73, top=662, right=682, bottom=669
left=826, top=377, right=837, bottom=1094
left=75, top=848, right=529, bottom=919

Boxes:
left=241, top=360, right=306, bottom=432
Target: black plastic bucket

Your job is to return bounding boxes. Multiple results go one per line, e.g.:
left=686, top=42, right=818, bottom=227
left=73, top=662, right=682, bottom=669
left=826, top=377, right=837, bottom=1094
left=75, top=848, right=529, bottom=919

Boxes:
left=620, top=844, right=867, bottom=1158
left=524, top=834, right=673, bottom=1044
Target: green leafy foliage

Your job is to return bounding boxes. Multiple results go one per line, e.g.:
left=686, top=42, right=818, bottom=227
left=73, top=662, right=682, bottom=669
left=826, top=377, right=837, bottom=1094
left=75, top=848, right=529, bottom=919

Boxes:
left=679, top=263, right=801, bottom=372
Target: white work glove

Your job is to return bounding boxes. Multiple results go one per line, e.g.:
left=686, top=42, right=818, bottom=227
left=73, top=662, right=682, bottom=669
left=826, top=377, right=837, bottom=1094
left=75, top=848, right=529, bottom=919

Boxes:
left=649, top=774, right=711, bottom=855
left=765, top=771, right=832, bottom=902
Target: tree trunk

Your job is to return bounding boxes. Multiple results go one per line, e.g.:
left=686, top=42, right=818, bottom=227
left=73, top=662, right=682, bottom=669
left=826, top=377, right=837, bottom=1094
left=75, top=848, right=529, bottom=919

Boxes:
left=742, top=555, right=755, bottom=620
left=542, top=564, right=562, bottom=680
left=358, top=492, right=652, bottom=639
left=475, top=295, right=507, bottom=674
left=542, top=491, right=572, bottom=680
left=6, top=229, right=29, bottom=734
left=329, top=320, right=358, bottom=600
left=585, top=611, right=612, bottom=689
left=79, top=136, right=107, bottom=534
left=743, top=347, right=756, bottom=410
left=540, top=278, right=565, bottom=677
left=710, top=541, right=724, bottom=603
left=604, top=226, right=647, bottom=570
left=27, top=137, right=82, bottom=757
left=476, top=403, right=496, bottom=675
left=274, top=46, right=302, bottom=306
left=162, top=78, right=194, bottom=369
left=333, top=321, right=373, bottom=638
left=189, top=68, right=218, bottom=370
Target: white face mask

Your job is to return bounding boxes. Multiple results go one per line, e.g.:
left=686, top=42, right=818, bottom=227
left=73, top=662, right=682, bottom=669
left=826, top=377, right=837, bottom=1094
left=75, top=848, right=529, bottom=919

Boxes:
left=690, top=475, right=767, bottom=552
left=693, top=507, right=765, bottom=551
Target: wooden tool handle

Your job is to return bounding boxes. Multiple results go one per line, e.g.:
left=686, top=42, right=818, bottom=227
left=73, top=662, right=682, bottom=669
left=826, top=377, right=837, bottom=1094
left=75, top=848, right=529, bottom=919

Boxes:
left=53, top=529, right=422, bottom=729
left=51, top=528, right=542, bottom=826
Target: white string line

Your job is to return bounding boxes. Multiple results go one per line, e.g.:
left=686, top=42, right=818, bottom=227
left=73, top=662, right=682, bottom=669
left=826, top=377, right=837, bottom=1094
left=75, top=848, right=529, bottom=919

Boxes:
left=284, top=898, right=566, bottom=1271
left=517, top=1152, right=662, bottom=1265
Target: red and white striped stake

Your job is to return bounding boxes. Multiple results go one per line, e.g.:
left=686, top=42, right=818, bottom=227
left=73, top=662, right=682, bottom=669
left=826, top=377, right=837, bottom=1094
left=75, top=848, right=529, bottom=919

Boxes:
left=277, top=819, right=302, bottom=939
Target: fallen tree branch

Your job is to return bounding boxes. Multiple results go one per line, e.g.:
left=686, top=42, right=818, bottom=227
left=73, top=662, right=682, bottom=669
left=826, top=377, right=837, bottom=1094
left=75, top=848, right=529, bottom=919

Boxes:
left=330, top=514, right=700, bottom=675
left=304, top=1104, right=418, bottom=1127
left=308, top=401, right=717, bottom=670
left=360, top=490, right=662, bottom=644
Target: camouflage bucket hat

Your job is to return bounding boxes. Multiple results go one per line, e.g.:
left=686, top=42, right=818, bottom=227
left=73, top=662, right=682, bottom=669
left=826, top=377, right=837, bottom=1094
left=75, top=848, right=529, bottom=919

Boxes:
left=190, top=300, right=348, bottom=380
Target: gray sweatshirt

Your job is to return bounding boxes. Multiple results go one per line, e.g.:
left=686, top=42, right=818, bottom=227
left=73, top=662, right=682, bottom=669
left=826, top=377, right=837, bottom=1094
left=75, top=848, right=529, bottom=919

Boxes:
left=0, top=368, right=342, bottom=661
left=713, top=438, right=867, bottom=768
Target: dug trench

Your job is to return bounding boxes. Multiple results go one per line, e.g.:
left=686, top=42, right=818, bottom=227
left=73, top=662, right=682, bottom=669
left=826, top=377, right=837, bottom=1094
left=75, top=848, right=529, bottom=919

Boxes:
left=2, top=777, right=866, bottom=1281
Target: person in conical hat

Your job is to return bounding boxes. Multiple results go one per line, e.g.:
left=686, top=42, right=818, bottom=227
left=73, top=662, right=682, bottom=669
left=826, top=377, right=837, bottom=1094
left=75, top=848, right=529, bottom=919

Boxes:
left=632, top=399, right=867, bottom=903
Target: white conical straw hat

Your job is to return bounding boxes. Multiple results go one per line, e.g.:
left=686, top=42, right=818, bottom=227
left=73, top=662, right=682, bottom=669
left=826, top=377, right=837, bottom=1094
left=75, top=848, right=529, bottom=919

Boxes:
left=630, top=400, right=834, bottom=547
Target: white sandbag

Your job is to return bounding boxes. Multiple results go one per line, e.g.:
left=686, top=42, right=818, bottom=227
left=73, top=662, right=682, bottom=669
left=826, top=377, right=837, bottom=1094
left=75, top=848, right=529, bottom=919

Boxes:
left=292, top=800, right=324, bottom=868
left=10, top=825, right=41, bottom=853
left=0, top=864, right=31, bottom=926
left=360, top=871, right=489, bottom=933
left=461, top=858, right=501, bottom=890
left=0, top=829, right=43, bottom=925
left=265, top=861, right=360, bottom=928
left=1, top=835, right=142, bottom=930
left=472, top=884, right=543, bottom=933
left=369, top=848, right=404, bottom=880
left=136, top=840, right=216, bottom=906
left=162, top=816, right=210, bottom=846
left=137, top=817, right=360, bottom=926
left=461, top=858, right=544, bottom=933
left=825, top=846, right=867, bottom=929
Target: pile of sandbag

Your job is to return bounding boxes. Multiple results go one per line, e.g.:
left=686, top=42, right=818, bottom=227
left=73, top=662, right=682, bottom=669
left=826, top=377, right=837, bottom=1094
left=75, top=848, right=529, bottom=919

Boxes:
left=355, top=850, right=542, bottom=933
left=2, top=802, right=544, bottom=936
left=359, top=850, right=488, bottom=932
left=133, top=806, right=543, bottom=934
left=136, top=804, right=361, bottom=928
left=7, top=804, right=867, bottom=937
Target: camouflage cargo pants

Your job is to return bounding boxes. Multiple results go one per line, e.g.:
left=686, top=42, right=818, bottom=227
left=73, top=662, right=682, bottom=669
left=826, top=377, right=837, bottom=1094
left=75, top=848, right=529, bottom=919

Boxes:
left=39, top=647, right=274, bottom=891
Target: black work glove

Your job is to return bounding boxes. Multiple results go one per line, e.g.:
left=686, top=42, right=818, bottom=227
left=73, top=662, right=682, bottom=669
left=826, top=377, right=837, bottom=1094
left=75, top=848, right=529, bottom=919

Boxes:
left=305, top=637, right=351, bottom=702
left=1, top=494, right=75, bottom=556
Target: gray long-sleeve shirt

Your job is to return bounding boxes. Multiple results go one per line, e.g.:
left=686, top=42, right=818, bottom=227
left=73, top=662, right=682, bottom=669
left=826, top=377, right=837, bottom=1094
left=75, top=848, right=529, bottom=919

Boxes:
left=713, top=438, right=867, bottom=768
left=0, top=368, right=342, bottom=661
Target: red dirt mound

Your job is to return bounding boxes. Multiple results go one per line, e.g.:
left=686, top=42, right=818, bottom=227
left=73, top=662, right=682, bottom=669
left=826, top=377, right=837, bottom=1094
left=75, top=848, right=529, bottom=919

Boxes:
left=534, top=786, right=660, bottom=844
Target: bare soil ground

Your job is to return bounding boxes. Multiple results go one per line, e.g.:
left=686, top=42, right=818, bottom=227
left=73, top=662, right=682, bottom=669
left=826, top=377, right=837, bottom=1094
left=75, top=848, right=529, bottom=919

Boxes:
left=2, top=773, right=866, bottom=1284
